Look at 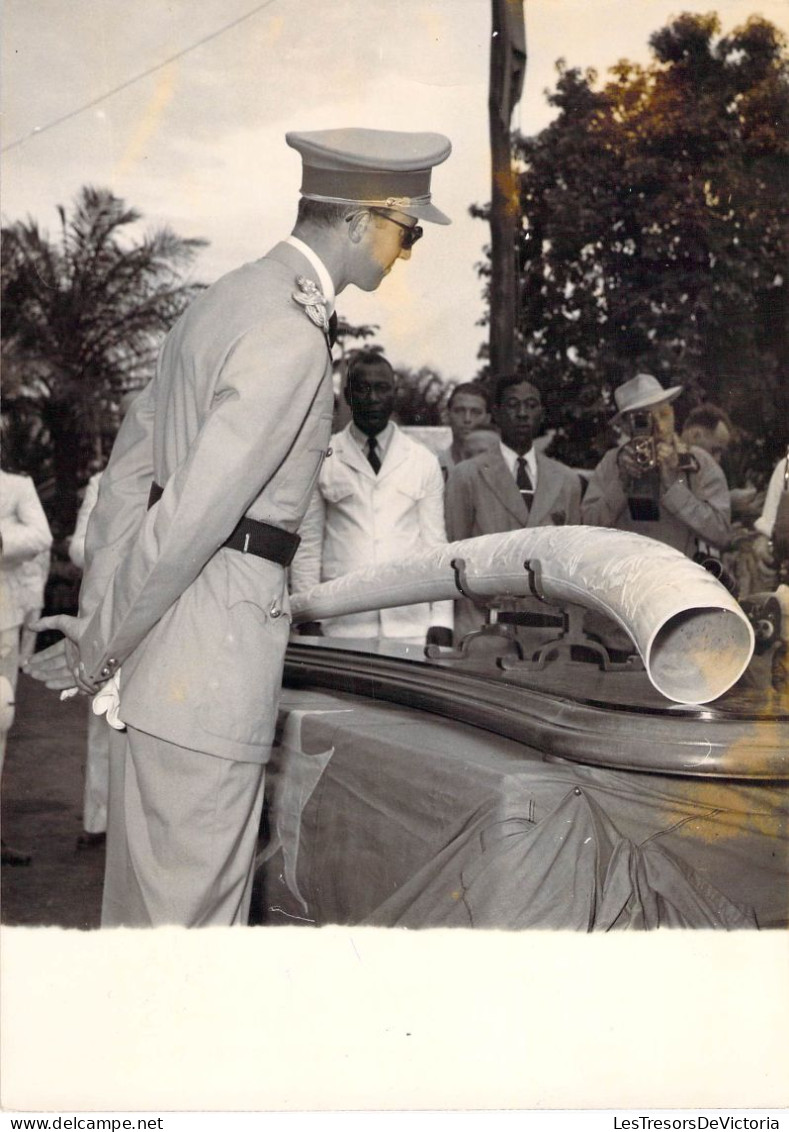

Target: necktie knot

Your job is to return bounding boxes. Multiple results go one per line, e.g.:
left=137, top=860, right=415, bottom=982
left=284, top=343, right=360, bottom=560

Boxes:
left=367, top=436, right=381, bottom=474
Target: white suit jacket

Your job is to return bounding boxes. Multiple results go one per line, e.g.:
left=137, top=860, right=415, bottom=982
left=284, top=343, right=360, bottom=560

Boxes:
left=0, top=471, right=53, bottom=632
left=291, top=423, right=453, bottom=639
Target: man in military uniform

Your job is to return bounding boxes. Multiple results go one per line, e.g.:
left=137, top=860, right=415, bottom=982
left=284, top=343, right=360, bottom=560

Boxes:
left=26, top=128, right=452, bottom=926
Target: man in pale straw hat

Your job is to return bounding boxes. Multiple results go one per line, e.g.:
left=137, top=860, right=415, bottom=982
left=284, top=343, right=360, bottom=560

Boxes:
left=582, top=373, right=731, bottom=559
left=25, top=127, right=452, bottom=927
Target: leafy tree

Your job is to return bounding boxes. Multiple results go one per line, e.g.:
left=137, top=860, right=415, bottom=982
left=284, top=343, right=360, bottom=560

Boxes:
left=477, top=13, right=789, bottom=480
left=1, top=186, right=206, bottom=529
left=334, top=316, right=379, bottom=354
left=392, top=365, right=450, bottom=427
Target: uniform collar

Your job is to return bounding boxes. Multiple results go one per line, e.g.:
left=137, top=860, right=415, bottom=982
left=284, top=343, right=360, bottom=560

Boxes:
left=285, top=235, right=335, bottom=313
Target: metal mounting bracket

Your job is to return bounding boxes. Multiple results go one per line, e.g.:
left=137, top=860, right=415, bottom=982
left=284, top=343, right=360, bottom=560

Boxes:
left=424, top=557, right=524, bottom=662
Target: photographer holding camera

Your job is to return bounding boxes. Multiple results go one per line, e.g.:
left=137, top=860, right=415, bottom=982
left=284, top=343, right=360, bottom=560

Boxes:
left=582, top=373, right=731, bottom=559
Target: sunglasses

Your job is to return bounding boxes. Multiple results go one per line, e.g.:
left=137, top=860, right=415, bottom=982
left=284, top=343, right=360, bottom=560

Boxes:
left=371, top=210, right=424, bottom=250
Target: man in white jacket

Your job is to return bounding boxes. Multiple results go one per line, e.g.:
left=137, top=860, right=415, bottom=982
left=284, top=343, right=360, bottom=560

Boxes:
left=291, top=351, right=453, bottom=645
left=1, top=469, right=53, bottom=866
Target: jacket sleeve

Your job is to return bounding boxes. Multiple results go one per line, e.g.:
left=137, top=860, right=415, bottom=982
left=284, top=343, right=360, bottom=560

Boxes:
left=755, top=459, right=786, bottom=538
left=68, top=474, right=102, bottom=570
left=444, top=464, right=475, bottom=541
left=565, top=470, right=582, bottom=524
left=581, top=451, right=627, bottom=528
left=0, top=479, right=53, bottom=564
left=289, top=484, right=326, bottom=594
left=417, top=451, right=453, bottom=630
left=661, top=450, right=731, bottom=550
left=77, top=382, right=157, bottom=628
left=79, top=319, right=328, bottom=684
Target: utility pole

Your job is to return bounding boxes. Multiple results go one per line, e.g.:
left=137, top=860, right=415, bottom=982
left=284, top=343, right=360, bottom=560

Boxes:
left=488, top=0, right=527, bottom=378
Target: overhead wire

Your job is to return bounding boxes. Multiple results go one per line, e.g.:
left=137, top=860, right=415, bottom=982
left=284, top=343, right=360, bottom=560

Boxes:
left=2, top=0, right=279, bottom=153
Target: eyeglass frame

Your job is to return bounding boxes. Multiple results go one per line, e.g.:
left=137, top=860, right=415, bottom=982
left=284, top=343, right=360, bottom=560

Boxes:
left=372, top=210, right=423, bottom=250
left=345, top=208, right=424, bottom=250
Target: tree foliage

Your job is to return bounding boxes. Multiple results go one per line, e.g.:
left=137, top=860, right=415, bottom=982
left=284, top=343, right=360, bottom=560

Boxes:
left=336, top=341, right=454, bottom=429
left=1, top=186, right=206, bottom=529
left=479, top=13, right=789, bottom=480
left=392, top=365, right=451, bottom=427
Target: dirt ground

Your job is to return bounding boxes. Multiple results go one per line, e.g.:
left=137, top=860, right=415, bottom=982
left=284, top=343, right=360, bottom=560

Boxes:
left=1, top=672, right=104, bottom=929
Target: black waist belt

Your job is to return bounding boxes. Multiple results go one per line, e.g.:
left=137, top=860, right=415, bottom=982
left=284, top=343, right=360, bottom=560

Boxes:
left=147, top=481, right=300, bottom=568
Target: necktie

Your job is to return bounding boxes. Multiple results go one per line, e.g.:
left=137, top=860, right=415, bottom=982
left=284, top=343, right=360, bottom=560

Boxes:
left=367, top=436, right=381, bottom=474
left=328, top=311, right=338, bottom=347
left=516, top=456, right=534, bottom=511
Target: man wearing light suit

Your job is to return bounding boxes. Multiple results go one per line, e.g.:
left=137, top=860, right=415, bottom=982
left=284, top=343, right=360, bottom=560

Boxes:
left=290, top=351, right=453, bottom=645
left=1, top=469, right=53, bottom=866
left=445, top=374, right=582, bottom=638
left=26, top=128, right=453, bottom=926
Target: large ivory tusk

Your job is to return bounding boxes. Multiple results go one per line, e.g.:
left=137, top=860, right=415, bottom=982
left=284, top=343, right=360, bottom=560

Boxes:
left=290, top=527, right=754, bottom=705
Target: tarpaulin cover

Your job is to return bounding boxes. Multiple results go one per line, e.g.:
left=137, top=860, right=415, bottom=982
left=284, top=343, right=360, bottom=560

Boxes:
left=262, top=690, right=788, bottom=930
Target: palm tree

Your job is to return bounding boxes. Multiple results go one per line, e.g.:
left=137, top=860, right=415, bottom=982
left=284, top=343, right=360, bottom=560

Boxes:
left=1, top=186, right=206, bottom=529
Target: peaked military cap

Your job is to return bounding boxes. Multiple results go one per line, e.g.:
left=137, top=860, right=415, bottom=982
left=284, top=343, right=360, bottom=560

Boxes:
left=286, top=127, right=452, bottom=224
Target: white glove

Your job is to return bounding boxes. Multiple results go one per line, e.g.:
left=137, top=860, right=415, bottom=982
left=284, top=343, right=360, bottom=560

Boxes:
left=91, top=670, right=125, bottom=730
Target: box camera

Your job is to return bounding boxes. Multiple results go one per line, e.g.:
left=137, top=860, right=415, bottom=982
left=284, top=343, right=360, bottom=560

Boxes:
left=624, top=409, right=658, bottom=474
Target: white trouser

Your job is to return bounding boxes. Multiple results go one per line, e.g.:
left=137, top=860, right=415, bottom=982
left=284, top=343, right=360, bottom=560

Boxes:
left=101, top=725, right=265, bottom=928
left=0, top=626, right=20, bottom=775
left=82, top=709, right=111, bottom=833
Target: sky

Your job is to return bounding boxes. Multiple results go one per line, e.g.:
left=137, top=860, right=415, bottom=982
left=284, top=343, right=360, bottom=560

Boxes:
left=3, top=0, right=788, bottom=383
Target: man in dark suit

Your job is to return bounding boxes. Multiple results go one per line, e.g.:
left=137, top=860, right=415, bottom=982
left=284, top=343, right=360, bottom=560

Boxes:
left=445, top=374, right=582, bottom=637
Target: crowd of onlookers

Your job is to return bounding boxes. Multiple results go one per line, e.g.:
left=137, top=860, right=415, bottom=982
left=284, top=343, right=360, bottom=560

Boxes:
left=289, top=352, right=788, bottom=646
left=2, top=359, right=787, bottom=864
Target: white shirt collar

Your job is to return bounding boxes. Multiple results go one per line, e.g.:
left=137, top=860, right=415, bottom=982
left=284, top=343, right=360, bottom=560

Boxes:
left=499, top=442, right=538, bottom=485
left=285, top=235, right=335, bottom=313
left=349, top=419, right=395, bottom=461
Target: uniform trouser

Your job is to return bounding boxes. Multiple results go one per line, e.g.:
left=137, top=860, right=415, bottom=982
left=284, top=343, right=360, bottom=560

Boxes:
left=101, top=725, right=266, bottom=928
left=83, top=709, right=110, bottom=833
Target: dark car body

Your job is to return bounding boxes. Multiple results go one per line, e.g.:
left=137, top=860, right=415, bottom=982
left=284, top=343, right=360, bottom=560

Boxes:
left=254, top=611, right=788, bottom=930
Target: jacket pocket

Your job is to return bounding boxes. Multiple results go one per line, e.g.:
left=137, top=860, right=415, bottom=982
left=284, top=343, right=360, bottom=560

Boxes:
left=321, top=479, right=356, bottom=505
left=197, top=554, right=291, bottom=748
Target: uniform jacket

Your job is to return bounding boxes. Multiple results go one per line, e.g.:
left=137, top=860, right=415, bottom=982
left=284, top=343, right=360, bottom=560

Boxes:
left=444, top=446, right=582, bottom=638
left=581, top=444, right=731, bottom=557
left=77, top=242, right=335, bottom=762
left=0, top=471, right=53, bottom=632
left=290, top=423, right=452, bottom=639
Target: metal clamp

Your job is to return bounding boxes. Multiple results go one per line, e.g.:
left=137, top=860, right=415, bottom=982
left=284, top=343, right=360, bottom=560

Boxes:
left=424, top=557, right=524, bottom=662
